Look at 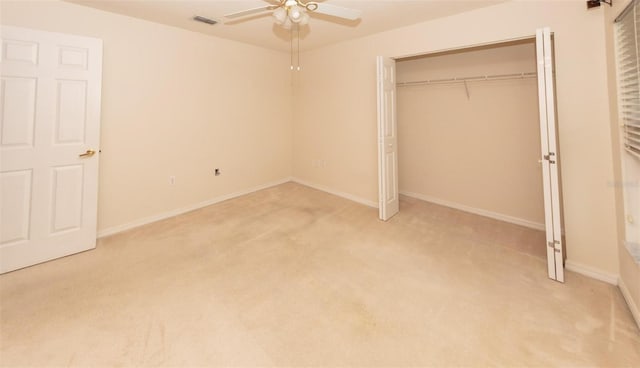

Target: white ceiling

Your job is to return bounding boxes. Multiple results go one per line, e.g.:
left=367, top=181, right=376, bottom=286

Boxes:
left=66, top=0, right=502, bottom=52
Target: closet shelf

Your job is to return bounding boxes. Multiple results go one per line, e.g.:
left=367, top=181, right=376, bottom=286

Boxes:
left=397, top=71, right=537, bottom=87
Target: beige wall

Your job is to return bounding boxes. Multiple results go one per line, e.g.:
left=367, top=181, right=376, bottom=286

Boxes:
left=604, top=0, right=640, bottom=325
left=293, top=1, right=620, bottom=276
left=396, top=42, right=545, bottom=227
left=1, top=0, right=293, bottom=234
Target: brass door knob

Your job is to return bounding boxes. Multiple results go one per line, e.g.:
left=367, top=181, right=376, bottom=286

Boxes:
left=79, top=149, right=96, bottom=158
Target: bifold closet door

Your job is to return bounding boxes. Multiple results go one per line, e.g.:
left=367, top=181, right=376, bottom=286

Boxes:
left=536, top=27, right=564, bottom=282
left=376, top=56, right=399, bottom=221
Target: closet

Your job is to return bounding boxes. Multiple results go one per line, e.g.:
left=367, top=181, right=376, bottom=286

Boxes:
left=396, top=40, right=544, bottom=229
left=378, top=36, right=565, bottom=281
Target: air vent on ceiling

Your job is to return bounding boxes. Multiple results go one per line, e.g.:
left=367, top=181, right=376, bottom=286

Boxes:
left=193, top=16, right=217, bottom=25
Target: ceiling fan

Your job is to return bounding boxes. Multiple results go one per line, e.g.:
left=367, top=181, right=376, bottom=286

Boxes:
left=224, top=0, right=362, bottom=28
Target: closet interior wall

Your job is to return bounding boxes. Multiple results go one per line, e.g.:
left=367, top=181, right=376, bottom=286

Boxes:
left=396, top=40, right=545, bottom=228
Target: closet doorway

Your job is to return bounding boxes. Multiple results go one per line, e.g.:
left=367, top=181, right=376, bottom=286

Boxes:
left=376, top=29, right=565, bottom=282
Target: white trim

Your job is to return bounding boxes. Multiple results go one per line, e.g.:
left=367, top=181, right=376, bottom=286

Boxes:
left=619, top=277, right=640, bottom=330
left=97, top=177, right=293, bottom=238
left=565, top=260, right=619, bottom=285
left=400, top=191, right=545, bottom=231
left=291, top=177, right=378, bottom=208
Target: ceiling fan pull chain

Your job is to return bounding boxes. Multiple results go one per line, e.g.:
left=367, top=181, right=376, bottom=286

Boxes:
left=297, top=24, right=301, bottom=71
left=290, top=25, right=294, bottom=71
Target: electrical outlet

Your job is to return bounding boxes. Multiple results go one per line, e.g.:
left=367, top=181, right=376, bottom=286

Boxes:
left=169, top=176, right=176, bottom=185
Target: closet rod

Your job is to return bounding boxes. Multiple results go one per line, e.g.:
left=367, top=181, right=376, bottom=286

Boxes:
left=397, top=71, right=537, bottom=87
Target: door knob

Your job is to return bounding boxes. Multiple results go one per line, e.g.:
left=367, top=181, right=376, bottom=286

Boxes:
left=79, top=149, right=96, bottom=158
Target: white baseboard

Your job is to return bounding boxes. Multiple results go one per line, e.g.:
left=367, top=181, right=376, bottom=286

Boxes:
left=97, top=177, right=293, bottom=238
left=291, top=177, right=378, bottom=208
left=619, top=277, right=640, bottom=330
left=400, top=191, right=545, bottom=231
left=565, top=260, right=619, bottom=285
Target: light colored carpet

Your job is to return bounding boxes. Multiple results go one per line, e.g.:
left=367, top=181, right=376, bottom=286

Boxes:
left=1, top=182, right=638, bottom=366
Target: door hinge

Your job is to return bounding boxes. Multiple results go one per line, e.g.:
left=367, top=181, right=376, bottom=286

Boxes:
left=547, top=240, right=561, bottom=253
left=543, top=152, right=556, bottom=164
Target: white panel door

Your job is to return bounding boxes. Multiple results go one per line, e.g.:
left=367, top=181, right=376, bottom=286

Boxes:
left=376, top=56, right=399, bottom=221
left=536, top=28, right=564, bottom=282
left=0, top=26, right=103, bottom=273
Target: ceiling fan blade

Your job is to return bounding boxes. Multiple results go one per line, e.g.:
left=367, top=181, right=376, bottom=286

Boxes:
left=224, top=5, right=278, bottom=19
left=311, top=3, right=362, bottom=20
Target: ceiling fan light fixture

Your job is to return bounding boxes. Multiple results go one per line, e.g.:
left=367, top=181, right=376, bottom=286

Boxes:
left=289, top=5, right=304, bottom=23
left=273, top=7, right=287, bottom=24
left=299, top=11, right=310, bottom=26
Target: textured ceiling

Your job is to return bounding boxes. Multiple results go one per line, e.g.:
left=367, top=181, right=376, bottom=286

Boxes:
left=66, top=0, right=502, bottom=52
